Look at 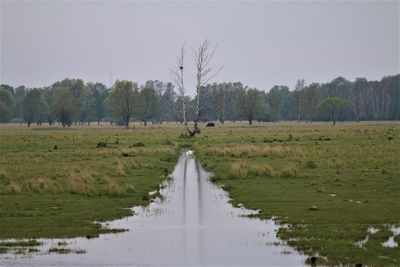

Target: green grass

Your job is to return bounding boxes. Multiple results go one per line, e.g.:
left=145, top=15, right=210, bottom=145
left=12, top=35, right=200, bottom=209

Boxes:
left=0, top=240, right=43, bottom=247
left=0, top=124, right=181, bottom=239
left=1, top=121, right=399, bottom=266
left=194, top=121, right=400, bottom=266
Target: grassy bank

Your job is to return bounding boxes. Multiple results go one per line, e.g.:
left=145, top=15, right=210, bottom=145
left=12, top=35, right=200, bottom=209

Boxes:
left=194, top=122, right=400, bottom=266
left=0, top=124, right=181, bottom=239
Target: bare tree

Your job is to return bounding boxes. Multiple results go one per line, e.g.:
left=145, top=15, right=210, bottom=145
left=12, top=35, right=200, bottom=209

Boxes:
left=349, top=83, right=360, bottom=123
left=295, top=79, right=305, bottom=123
left=191, top=40, right=223, bottom=136
left=172, top=40, right=222, bottom=137
left=171, top=44, right=188, bottom=130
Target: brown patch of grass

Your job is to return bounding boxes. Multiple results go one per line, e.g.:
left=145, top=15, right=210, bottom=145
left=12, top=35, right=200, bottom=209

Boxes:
left=207, top=145, right=289, bottom=158
left=230, top=162, right=273, bottom=178
left=68, top=171, right=93, bottom=194
left=249, top=164, right=273, bottom=177
left=229, top=162, right=248, bottom=177
left=5, top=181, right=21, bottom=194
left=116, top=161, right=126, bottom=176
left=106, top=180, right=122, bottom=196
left=24, top=178, right=57, bottom=193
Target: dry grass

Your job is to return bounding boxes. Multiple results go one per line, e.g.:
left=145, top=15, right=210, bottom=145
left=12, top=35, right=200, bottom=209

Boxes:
left=116, top=161, right=126, bottom=176
left=24, top=178, right=52, bottom=193
left=106, top=180, right=123, bottom=196
left=207, top=144, right=289, bottom=158
left=229, top=162, right=248, bottom=177
left=229, top=162, right=273, bottom=178
left=5, top=181, right=21, bottom=194
left=68, top=171, right=93, bottom=194
left=248, top=164, right=273, bottom=177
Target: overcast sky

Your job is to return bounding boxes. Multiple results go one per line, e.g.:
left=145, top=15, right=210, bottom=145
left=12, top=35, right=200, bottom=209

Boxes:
left=1, top=0, right=399, bottom=94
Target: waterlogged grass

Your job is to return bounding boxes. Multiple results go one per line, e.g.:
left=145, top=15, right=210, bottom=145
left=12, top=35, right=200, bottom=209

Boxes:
left=195, top=122, right=400, bottom=266
left=0, top=239, right=43, bottom=254
left=0, top=124, right=181, bottom=239
left=48, top=247, right=86, bottom=254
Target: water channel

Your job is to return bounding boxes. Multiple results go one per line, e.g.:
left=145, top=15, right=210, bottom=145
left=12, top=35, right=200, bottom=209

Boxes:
left=1, top=152, right=306, bottom=266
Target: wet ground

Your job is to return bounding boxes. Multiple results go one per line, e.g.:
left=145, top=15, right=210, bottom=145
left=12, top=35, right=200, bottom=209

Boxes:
left=1, top=152, right=306, bottom=266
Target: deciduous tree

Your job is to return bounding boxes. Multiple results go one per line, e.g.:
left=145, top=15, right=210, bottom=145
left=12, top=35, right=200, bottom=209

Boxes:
left=107, top=80, right=137, bottom=128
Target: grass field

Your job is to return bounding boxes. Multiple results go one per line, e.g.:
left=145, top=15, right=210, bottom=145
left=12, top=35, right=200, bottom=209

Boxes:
left=1, top=122, right=399, bottom=266
left=0, top=124, right=181, bottom=239
left=194, top=122, right=400, bottom=266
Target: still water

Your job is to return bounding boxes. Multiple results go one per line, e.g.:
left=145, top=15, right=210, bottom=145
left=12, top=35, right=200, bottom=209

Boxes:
left=1, top=153, right=306, bottom=266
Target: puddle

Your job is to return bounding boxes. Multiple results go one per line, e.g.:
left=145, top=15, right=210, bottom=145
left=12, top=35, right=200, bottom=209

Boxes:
left=0, top=152, right=306, bottom=266
left=356, top=226, right=379, bottom=248
left=368, top=227, right=379, bottom=234
left=382, top=226, right=400, bottom=248
left=357, top=226, right=400, bottom=249
left=356, top=236, right=369, bottom=248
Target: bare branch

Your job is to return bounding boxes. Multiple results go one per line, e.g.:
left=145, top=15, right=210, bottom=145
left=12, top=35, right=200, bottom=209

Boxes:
left=170, top=42, right=187, bottom=127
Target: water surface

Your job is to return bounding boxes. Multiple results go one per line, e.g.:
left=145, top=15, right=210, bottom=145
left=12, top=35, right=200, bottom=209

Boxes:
left=1, top=153, right=306, bottom=266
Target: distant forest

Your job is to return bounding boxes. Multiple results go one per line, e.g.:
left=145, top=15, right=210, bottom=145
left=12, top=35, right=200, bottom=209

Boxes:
left=0, top=74, right=399, bottom=127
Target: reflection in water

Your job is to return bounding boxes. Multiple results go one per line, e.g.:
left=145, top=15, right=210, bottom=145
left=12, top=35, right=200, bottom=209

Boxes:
left=1, top=153, right=306, bottom=266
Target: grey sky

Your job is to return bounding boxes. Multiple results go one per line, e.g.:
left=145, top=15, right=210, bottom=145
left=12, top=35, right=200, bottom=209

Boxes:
left=1, top=0, right=399, bottom=94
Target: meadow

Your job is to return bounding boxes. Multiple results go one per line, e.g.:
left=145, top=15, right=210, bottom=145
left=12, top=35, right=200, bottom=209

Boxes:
left=194, top=122, right=400, bottom=266
left=0, top=124, right=181, bottom=240
left=0, top=122, right=399, bottom=266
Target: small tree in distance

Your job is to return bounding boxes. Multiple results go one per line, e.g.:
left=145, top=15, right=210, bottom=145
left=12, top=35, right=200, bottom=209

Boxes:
left=317, top=97, right=348, bottom=126
left=22, top=89, right=47, bottom=127
left=51, top=88, right=78, bottom=128
left=107, top=80, right=137, bottom=128
left=236, top=87, right=262, bottom=125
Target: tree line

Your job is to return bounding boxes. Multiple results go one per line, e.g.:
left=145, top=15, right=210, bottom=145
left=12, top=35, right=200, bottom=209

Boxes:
left=0, top=74, right=398, bottom=127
